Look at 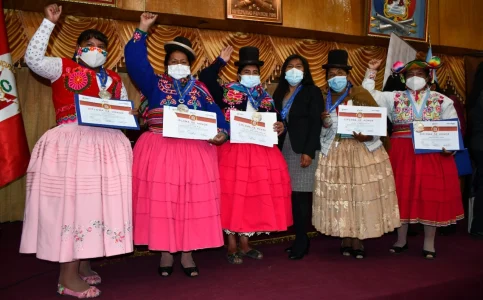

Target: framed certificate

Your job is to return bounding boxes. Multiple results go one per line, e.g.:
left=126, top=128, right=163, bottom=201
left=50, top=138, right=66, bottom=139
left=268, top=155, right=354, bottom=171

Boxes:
left=75, top=95, right=140, bottom=130
left=337, top=105, right=388, bottom=136
left=162, top=106, right=218, bottom=140
left=230, top=111, right=278, bottom=147
left=411, top=119, right=463, bottom=154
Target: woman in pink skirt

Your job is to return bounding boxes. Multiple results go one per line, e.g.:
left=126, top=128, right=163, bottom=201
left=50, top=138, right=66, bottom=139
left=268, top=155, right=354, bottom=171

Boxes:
left=199, top=47, right=292, bottom=264
left=20, top=4, right=133, bottom=298
left=125, top=13, right=228, bottom=277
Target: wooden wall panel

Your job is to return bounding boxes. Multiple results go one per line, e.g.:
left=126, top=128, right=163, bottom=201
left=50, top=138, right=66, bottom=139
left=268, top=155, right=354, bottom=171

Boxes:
left=116, top=0, right=145, bottom=11
left=437, top=0, right=483, bottom=50
left=145, top=0, right=225, bottom=19
left=281, top=0, right=364, bottom=36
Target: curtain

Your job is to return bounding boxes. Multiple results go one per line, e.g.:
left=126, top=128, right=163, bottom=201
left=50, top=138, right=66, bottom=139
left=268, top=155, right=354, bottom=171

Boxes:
left=0, top=9, right=468, bottom=222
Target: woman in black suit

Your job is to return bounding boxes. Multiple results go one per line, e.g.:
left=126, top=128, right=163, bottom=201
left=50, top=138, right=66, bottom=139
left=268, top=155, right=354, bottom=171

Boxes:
left=273, top=54, right=323, bottom=260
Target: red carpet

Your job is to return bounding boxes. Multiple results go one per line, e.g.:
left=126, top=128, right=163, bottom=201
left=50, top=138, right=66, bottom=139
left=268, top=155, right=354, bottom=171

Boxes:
left=1, top=221, right=483, bottom=300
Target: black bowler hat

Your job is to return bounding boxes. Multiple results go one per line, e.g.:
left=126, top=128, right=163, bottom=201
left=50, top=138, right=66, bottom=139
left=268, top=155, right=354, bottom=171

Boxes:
left=322, top=49, right=352, bottom=71
left=164, top=36, right=196, bottom=61
left=234, top=46, right=264, bottom=67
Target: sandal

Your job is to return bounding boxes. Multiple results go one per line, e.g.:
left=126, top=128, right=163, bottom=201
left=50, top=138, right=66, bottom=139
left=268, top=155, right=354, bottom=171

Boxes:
left=238, top=249, right=263, bottom=260
left=340, top=246, right=352, bottom=256
left=157, top=266, right=174, bottom=277
left=79, top=272, right=101, bottom=285
left=390, top=243, right=409, bottom=254
left=226, top=252, right=243, bottom=264
left=181, top=265, right=199, bottom=277
left=57, top=284, right=101, bottom=298
left=352, top=248, right=366, bottom=259
left=422, top=250, right=436, bottom=260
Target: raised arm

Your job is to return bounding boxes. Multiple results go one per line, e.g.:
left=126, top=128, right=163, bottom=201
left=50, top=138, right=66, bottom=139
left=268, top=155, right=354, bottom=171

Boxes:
left=24, top=4, right=63, bottom=82
left=361, top=60, right=396, bottom=119
left=124, top=13, right=159, bottom=100
left=197, top=82, right=230, bottom=136
left=199, top=46, right=232, bottom=106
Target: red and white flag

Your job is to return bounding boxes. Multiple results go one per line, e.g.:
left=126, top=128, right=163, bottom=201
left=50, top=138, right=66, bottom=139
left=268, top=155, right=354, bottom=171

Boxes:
left=0, top=5, right=30, bottom=187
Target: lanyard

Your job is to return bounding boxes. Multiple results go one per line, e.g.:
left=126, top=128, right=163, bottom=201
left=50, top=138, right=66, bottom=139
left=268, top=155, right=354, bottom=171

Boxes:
left=173, top=77, right=195, bottom=105
left=281, top=85, right=302, bottom=122
left=96, top=67, right=108, bottom=89
left=405, top=88, right=430, bottom=120
left=326, top=82, right=352, bottom=113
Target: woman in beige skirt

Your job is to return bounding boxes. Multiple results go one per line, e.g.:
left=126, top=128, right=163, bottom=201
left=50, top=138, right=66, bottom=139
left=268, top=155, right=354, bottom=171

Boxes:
left=312, top=50, right=400, bottom=259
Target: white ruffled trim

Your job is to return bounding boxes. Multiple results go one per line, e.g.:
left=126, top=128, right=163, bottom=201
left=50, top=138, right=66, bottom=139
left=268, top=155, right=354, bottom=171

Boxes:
left=223, top=229, right=270, bottom=237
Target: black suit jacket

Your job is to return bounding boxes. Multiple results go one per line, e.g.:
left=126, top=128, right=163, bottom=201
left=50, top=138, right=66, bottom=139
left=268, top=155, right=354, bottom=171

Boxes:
left=275, top=85, right=323, bottom=159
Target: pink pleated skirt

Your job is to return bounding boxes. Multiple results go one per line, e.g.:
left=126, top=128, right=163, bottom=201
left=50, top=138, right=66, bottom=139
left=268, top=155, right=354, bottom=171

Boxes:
left=20, top=124, right=133, bottom=263
left=132, top=132, right=223, bottom=252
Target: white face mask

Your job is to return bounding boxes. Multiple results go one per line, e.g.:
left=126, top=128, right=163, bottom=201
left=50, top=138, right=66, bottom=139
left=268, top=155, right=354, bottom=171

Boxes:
left=168, top=64, right=191, bottom=80
left=406, top=76, right=427, bottom=91
left=78, top=47, right=107, bottom=68
left=240, top=75, right=261, bottom=88
left=285, top=68, right=304, bottom=86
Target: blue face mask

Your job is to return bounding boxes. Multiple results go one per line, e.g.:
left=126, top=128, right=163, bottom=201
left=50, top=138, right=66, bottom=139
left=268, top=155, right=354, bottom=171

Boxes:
left=285, top=68, right=304, bottom=86
left=328, top=76, right=348, bottom=93
left=240, top=75, right=261, bottom=88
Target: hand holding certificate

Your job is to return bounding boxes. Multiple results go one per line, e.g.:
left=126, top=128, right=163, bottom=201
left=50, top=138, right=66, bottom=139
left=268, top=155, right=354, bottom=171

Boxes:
left=163, top=106, right=218, bottom=140
left=337, top=105, right=387, bottom=136
left=230, top=111, right=278, bottom=147
left=75, top=95, right=140, bottom=130
left=411, top=120, right=462, bottom=153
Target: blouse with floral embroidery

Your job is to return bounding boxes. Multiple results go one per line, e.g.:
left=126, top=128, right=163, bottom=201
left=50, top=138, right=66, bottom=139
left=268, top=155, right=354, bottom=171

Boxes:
left=124, top=29, right=229, bottom=135
left=199, top=57, right=279, bottom=124
left=362, top=69, right=458, bottom=137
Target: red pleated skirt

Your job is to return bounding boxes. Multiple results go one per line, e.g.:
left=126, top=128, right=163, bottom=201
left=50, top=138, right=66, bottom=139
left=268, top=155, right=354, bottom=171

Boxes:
left=389, top=138, right=464, bottom=226
left=218, top=142, right=292, bottom=233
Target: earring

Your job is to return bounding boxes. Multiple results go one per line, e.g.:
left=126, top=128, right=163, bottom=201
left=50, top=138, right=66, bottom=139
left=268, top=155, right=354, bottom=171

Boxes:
left=400, top=75, right=405, bottom=84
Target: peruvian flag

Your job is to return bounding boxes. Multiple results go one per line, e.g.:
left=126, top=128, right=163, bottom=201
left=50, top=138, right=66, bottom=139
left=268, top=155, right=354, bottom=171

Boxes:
left=0, top=4, right=30, bottom=187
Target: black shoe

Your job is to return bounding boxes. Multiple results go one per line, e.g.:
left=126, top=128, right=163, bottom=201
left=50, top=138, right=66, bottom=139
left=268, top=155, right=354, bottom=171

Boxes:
left=352, top=248, right=366, bottom=259
left=158, top=266, right=173, bottom=277
left=422, top=250, right=436, bottom=259
left=389, top=243, right=408, bottom=254
left=340, top=246, right=352, bottom=256
left=470, top=231, right=483, bottom=239
left=181, top=265, right=199, bottom=277
left=285, top=246, right=293, bottom=253
left=288, top=240, right=310, bottom=260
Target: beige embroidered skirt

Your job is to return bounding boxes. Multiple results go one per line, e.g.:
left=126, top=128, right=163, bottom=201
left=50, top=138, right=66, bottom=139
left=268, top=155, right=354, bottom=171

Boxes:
left=312, top=139, right=401, bottom=240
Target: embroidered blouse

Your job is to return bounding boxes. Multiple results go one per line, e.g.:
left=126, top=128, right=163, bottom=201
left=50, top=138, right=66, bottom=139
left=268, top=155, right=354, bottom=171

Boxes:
left=124, top=29, right=228, bottom=135
left=199, top=57, right=279, bottom=124
left=24, top=18, right=129, bottom=125
left=362, top=69, right=458, bottom=138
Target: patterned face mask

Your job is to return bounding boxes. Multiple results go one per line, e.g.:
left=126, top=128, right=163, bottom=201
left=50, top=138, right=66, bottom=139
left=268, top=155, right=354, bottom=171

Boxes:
left=78, top=47, right=107, bottom=68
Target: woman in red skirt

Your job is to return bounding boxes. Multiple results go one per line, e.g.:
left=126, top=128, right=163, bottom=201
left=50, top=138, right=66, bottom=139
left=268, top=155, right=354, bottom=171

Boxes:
left=362, top=58, right=464, bottom=259
left=199, top=46, right=292, bottom=264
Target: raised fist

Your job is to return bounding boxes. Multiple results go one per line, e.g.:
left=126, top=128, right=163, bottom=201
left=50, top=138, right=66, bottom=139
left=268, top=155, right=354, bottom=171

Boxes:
left=139, top=12, right=158, bottom=32
left=44, top=4, right=62, bottom=24
left=368, top=59, right=382, bottom=71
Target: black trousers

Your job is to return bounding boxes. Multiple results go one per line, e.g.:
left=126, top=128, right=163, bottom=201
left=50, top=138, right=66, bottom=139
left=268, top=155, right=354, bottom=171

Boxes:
left=291, top=191, right=311, bottom=252
left=472, top=150, right=483, bottom=233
